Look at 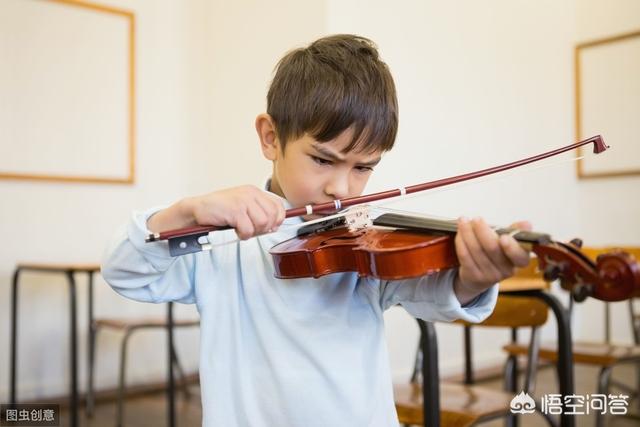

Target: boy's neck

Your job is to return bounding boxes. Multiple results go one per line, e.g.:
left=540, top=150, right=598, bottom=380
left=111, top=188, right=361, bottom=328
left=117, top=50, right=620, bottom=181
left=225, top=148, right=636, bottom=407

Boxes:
left=267, top=176, right=285, bottom=199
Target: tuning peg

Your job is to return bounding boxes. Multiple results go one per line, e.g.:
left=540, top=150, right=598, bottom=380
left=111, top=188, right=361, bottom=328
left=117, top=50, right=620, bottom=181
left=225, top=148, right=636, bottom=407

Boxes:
left=543, top=265, right=562, bottom=281
left=569, top=238, right=583, bottom=248
left=571, top=283, right=592, bottom=303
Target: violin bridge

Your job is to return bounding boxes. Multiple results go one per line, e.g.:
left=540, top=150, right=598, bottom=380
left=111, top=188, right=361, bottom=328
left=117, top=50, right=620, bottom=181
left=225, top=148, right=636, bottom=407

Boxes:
left=344, top=205, right=372, bottom=231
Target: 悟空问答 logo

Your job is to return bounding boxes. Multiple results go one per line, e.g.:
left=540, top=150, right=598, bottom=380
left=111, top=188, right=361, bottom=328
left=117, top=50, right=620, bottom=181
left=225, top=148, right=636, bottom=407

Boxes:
left=510, top=391, right=536, bottom=414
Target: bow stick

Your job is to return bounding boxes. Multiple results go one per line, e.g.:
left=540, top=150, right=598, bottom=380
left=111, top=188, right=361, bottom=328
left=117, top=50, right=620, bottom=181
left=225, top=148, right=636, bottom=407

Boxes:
left=146, top=135, right=607, bottom=255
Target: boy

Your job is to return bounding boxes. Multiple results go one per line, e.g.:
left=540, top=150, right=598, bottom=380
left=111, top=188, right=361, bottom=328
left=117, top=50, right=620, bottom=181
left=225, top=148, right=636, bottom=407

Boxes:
left=102, top=34, right=529, bottom=426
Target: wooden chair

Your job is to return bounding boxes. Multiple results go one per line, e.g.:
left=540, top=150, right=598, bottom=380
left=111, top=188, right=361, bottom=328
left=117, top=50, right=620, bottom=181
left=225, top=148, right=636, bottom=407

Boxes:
left=394, top=291, right=554, bottom=427
left=86, top=302, right=199, bottom=427
left=503, top=246, right=640, bottom=427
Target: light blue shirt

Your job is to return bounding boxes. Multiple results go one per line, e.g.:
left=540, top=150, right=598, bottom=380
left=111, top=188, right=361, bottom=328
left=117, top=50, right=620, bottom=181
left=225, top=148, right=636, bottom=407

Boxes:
left=101, top=195, right=498, bottom=427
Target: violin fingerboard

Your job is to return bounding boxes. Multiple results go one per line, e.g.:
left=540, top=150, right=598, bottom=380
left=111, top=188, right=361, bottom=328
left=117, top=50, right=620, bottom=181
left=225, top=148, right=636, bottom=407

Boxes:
left=496, top=228, right=552, bottom=245
left=374, top=213, right=552, bottom=246
left=373, top=213, right=457, bottom=234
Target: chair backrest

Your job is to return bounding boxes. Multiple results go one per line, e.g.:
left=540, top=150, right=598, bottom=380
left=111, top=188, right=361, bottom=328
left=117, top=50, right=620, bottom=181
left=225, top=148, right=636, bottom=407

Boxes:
left=456, top=259, right=550, bottom=328
left=455, top=295, right=549, bottom=328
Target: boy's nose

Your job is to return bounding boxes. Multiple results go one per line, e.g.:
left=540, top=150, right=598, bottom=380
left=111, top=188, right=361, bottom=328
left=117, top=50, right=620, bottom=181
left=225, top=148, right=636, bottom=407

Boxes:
left=324, top=175, right=350, bottom=200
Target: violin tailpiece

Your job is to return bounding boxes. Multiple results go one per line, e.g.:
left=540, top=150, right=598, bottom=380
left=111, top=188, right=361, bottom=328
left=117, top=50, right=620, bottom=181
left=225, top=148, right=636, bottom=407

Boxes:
left=296, top=217, right=346, bottom=236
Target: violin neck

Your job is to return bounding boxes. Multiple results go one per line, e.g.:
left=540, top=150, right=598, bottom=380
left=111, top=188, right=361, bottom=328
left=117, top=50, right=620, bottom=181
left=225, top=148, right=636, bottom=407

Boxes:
left=373, top=213, right=551, bottom=245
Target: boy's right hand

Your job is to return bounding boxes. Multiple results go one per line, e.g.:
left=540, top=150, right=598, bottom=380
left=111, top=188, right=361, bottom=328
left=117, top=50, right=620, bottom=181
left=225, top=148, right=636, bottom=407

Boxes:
left=147, top=185, right=286, bottom=240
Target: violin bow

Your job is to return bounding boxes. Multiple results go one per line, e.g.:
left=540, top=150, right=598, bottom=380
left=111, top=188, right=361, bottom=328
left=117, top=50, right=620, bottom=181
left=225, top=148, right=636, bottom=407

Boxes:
left=146, top=135, right=607, bottom=256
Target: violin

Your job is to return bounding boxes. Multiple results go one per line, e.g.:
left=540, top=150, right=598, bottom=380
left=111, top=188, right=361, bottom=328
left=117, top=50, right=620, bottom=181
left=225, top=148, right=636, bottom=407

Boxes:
left=269, top=211, right=640, bottom=302
left=146, top=134, right=640, bottom=302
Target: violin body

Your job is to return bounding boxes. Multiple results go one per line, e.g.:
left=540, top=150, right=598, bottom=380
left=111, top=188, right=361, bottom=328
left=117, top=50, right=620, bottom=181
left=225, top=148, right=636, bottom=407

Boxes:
left=271, top=227, right=457, bottom=280
left=270, top=213, right=640, bottom=302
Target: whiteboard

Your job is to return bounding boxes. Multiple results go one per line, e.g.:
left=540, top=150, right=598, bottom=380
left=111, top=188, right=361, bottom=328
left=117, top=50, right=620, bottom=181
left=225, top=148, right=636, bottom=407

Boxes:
left=0, top=0, right=135, bottom=184
left=576, top=30, right=640, bottom=179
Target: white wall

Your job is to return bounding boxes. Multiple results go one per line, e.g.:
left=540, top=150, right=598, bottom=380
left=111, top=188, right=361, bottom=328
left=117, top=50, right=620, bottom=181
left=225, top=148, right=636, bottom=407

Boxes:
left=1, top=0, right=638, bottom=401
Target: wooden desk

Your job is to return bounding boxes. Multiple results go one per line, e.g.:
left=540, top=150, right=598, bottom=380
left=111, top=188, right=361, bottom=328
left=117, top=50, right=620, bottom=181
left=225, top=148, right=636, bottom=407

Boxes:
left=499, top=276, right=548, bottom=292
left=9, top=263, right=182, bottom=427
left=9, top=263, right=100, bottom=427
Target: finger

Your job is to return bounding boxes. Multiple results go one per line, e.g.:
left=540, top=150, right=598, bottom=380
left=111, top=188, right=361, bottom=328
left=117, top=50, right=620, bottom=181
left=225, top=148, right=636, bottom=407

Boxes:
left=499, top=234, right=531, bottom=268
left=234, top=211, right=255, bottom=240
left=254, top=194, right=281, bottom=232
left=273, top=197, right=286, bottom=228
left=461, top=218, right=504, bottom=283
left=245, top=200, right=271, bottom=235
left=455, top=219, right=482, bottom=279
left=267, top=194, right=287, bottom=228
left=473, top=218, right=514, bottom=277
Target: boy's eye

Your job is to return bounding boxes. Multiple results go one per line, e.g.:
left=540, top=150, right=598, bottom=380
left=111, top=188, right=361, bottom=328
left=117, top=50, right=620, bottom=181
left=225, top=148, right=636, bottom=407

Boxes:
left=311, top=155, right=332, bottom=166
left=355, top=166, right=374, bottom=173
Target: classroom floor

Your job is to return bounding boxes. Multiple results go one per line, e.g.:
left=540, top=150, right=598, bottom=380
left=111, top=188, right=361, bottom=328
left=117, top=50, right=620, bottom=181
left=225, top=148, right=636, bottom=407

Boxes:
left=58, top=363, right=639, bottom=427
left=481, top=362, right=640, bottom=427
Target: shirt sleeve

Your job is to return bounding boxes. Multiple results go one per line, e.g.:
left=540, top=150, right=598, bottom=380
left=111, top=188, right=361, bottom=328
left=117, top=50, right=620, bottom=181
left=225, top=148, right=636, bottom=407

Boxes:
left=379, top=268, right=498, bottom=323
left=101, top=207, right=197, bottom=304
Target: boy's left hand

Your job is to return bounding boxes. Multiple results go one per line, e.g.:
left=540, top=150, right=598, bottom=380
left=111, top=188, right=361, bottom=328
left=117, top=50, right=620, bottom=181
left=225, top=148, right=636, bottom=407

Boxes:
left=453, top=217, right=532, bottom=305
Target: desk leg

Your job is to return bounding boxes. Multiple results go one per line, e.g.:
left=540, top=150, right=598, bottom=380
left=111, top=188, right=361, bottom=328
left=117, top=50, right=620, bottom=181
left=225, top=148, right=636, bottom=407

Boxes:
left=463, top=325, right=473, bottom=385
left=10, top=268, right=20, bottom=405
left=87, top=272, right=95, bottom=415
left=168, top=302, right=176, bottom=427
left=66, top=271, right=79, bottom=427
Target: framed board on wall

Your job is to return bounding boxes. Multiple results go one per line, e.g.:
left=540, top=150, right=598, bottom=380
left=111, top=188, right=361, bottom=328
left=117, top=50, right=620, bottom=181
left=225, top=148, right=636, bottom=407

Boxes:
left=575, top=29, right=640, bottom=179
left=0, top=0, right=135, bottom=184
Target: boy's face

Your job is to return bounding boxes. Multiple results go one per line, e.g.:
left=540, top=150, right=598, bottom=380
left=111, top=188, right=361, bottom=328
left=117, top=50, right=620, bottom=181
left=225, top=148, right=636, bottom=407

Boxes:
left=257, top=115, right=382, bottom=214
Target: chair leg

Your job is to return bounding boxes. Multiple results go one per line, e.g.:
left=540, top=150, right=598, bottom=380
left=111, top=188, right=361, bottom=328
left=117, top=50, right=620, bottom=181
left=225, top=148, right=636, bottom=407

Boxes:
left=86, top=323, right=98, bottom=417
left=170, top=343, right=192, bottom=399
left=595, top=366, right=612, bottom=427
left=419, top=320, right=440, bottom=427
left=504, top=356, right=516, bottom=393
left=523, top=327, right=541, bottom=394
left=117, top=327, right=136, bottom=427
left=630, top=299, right=640, bottom=345
left=637, top=360, right=640, bottom=411
left=502, top=356, right=518, bottom=427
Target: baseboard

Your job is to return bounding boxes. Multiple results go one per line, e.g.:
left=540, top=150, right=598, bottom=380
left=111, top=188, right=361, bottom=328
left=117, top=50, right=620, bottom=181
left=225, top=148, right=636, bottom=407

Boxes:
left=19, top=372, right=200, bottom=408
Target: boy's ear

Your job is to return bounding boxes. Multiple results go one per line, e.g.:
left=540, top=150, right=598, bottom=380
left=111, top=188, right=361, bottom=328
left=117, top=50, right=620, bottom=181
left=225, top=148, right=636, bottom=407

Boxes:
left=255, top=113, right=279, bottom=161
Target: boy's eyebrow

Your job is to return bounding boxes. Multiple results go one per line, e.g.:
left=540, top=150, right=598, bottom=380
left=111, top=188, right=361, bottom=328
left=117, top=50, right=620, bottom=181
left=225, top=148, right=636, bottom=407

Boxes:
left=312, top=144, right=381, bottom=167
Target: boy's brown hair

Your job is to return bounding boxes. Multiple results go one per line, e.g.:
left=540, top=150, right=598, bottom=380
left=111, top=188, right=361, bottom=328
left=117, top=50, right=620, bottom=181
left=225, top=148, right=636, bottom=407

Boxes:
left=267, top=34, right=398, bottom=154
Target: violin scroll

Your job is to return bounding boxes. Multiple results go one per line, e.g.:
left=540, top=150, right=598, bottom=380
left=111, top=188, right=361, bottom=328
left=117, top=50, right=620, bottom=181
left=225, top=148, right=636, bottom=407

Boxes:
left=592, top=251, right=640, bottom=301
left=533, top=242, right=640, bottom=302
